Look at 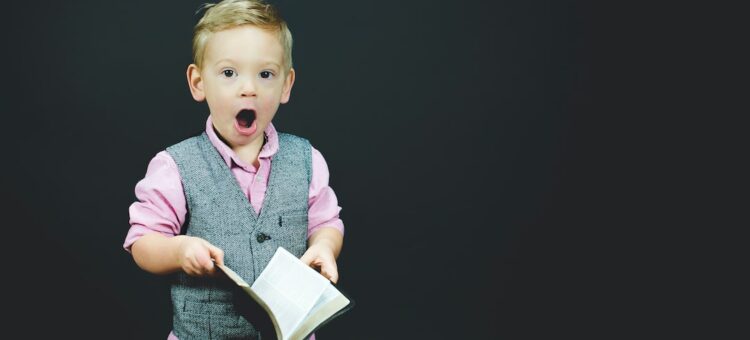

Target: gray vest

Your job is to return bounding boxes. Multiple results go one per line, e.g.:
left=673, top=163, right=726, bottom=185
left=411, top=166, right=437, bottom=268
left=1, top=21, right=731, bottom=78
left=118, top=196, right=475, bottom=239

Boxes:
left=166, top=132, right=311, bottom=339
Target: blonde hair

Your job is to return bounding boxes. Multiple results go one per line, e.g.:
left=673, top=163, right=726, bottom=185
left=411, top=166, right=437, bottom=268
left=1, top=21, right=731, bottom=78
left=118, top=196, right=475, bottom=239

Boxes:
left=192, top=0, right=293, bottom=71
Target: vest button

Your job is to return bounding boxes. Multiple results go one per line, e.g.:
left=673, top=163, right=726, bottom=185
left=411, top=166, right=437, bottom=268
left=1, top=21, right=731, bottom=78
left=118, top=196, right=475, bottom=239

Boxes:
left=257, top=233, right=271, bottom=243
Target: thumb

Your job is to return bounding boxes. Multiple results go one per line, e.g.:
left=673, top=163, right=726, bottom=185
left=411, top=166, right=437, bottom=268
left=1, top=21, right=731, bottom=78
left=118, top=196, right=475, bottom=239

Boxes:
left=206, top=243, right=225, bottom=267
left=319, top=259, right=339, bottom=284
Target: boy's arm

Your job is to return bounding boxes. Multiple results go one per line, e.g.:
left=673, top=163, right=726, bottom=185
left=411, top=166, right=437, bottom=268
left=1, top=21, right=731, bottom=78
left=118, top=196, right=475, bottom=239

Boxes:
left=301, top=147, right=345, bottom=283
left=301, top=227, right=343, bottom=283
left=126, top=151, right=223, bottom=276
left=132, top=233, right=225, bottom=276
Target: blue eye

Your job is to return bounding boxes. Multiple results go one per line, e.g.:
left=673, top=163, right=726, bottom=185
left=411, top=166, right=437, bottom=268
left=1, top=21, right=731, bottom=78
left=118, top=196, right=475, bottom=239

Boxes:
left=222, top=69, right=235, bottom=77
left=260, top=71, right=273, bottom=79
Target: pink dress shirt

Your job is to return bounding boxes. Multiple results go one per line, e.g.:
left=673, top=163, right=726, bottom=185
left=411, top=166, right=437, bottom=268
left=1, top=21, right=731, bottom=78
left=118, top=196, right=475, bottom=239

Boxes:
left=124, top=118, right=342, bottom=340
left=125, top=118, right=344, bottom=251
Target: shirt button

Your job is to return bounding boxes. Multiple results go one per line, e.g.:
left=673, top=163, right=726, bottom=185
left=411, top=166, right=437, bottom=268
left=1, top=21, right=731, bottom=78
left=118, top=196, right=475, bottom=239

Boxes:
left=256, top=233, right=271, bottom=243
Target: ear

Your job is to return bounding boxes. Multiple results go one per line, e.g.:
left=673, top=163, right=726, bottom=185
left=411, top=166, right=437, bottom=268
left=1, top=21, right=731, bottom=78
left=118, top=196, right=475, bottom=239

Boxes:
left=280, top=68, right=296, bottom=104
left=187, top=64, right=205, bottom=102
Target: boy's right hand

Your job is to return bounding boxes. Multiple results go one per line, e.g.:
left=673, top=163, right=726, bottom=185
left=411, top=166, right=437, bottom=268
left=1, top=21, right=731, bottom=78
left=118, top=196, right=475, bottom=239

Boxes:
left=175, top=236, right=225, bottom=276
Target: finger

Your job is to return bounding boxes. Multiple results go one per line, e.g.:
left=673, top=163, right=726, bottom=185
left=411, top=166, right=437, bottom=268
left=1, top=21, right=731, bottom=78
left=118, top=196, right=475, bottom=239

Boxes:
left=319, top=260, right=339, bottom=284
left=195, top=249, right=215, bottom=274
left=299, top=251, right=315, bottom=266
left=206, top=243, right=225, bottom=267
left=185, top=257, right=202, bottom=276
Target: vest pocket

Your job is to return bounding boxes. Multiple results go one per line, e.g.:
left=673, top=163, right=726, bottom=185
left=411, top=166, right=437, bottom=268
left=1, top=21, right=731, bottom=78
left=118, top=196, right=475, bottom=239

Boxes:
left=280, top=214, right=307, bottom=228
left=277, top=214, right=308, bottom=257
left=176, top=300, right=258, bottom=339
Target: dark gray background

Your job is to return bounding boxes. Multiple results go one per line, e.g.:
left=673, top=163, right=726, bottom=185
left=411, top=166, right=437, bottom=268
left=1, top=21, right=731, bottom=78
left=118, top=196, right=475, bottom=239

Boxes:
left=1, top=1, right=730, bottom=339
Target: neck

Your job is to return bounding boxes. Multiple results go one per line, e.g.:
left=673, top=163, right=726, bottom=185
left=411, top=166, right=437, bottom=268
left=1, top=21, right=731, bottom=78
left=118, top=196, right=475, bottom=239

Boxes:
left=232, top=133, right=266, bottom=168
left=212, top=124, right=266, bottom=168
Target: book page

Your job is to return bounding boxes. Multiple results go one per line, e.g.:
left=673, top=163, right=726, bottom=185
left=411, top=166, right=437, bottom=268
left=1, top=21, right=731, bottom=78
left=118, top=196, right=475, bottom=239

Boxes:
left=251, top=247, right=331, bottom=339
left=291, top=284, right=351, bottom=340
left=308, top=284, right=345, bottom=317
left=217, top=263, right=285, bottom=338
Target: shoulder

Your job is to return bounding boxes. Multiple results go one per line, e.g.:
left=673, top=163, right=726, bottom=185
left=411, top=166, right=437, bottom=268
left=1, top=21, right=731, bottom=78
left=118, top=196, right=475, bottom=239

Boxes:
left=275, top=132, right=330, bottom=166
left=146, top=150, right=179, bottom=174
left=276, top=132, right=312, bottom=161
left=165, top=133, right=208, bottom=156
left=138, top=150, right=183, bottom=192
left=277, top=132, right=311, bottom=148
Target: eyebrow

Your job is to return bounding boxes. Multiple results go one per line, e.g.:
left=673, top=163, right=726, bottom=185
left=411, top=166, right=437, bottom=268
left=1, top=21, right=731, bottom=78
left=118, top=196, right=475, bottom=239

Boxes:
left=213, top=59, right=236, bottom=67
left=213, top=58, right=281, bottom=69
left=263, top=61, right=282, bottom=69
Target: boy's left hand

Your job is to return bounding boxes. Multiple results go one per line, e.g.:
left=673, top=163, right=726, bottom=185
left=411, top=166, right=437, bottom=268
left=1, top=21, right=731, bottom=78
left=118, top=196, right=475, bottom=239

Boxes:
left=300, top=244, right=338, bottom=284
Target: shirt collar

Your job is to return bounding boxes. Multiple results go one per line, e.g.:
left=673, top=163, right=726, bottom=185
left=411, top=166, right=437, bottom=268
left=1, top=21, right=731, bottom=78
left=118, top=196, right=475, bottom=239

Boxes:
left=205, top=116, right=280, bottom=170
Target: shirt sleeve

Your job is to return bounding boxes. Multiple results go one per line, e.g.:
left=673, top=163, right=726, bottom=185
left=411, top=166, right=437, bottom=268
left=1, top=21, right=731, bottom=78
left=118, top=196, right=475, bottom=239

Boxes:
left=123, top=151, right=187, bottom=252
left=308, top=147, right=345, bottom=237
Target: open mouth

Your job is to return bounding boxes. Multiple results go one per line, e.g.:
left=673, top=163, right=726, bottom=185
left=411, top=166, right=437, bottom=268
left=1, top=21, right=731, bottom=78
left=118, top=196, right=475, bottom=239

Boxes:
left=236, top=109, right=256, bottom=128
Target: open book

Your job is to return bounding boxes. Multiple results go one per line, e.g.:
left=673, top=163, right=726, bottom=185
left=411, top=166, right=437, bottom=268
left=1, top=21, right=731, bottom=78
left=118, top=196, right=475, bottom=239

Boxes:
left=217, top=247, right=353, bottom=340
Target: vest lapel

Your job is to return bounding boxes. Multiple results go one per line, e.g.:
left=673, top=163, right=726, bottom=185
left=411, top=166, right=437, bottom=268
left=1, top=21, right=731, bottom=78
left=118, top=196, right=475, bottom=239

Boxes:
left=198, top=133, right=259, bottom=229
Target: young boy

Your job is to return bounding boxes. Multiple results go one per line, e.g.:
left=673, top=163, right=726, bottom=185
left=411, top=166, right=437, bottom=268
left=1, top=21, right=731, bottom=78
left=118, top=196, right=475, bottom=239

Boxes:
left=123, top=1, right=344, bottom=338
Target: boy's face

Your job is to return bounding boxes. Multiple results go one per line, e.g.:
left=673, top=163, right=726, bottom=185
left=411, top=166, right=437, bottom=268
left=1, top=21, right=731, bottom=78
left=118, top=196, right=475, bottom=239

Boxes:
left=187, top=25, right=294, bottom=148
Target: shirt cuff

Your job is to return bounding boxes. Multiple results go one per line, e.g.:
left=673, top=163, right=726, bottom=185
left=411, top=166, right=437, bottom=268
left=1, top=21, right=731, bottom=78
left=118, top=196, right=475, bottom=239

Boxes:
left=123, top=224, right=176, bottom=253
left=308, top=218, right=344, bottom=238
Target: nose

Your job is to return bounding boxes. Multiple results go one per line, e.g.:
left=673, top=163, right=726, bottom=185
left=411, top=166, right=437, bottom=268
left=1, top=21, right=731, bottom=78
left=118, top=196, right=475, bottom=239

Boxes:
left=239, top=77, right=256, bottom=97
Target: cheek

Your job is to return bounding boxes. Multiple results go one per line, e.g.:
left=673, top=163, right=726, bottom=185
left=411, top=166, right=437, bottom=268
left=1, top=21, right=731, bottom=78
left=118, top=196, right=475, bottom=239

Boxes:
left=207, top=102, right=234, bottom=122
left=257, top=92, right=281, bottom=113
left=259, top=101, right=281, bottom=118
